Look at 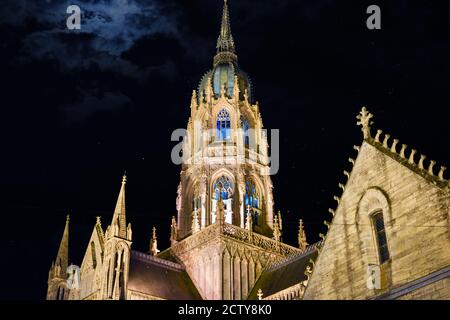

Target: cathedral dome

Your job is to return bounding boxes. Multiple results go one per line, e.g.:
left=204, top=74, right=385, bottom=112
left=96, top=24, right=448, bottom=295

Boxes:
left=198, top=63, right=253, bottom=102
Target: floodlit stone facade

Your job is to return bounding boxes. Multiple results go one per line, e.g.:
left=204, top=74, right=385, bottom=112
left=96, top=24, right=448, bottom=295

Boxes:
left=46, top=1, right=449, bottom=300
left=303, top=108, right=450, bottom=300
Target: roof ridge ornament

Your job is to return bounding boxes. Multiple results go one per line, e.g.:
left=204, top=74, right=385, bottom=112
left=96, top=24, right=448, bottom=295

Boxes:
left=356, top=106, right=374, bottom=139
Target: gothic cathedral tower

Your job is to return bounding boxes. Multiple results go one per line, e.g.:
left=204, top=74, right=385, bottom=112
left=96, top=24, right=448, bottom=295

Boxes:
left=177, top=0, right=274, bottom=239
left=162, top=0, right=302, bottom=300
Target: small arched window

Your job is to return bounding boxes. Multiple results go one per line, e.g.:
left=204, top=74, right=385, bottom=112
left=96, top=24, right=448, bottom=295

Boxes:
left=91, top=242, right=97, bottom=269
left=213, top=176, right=233, bottom=200
left=244, top=179, right=259, bottom=209
left=372, top=211, right=390, bottom=264
left=241, top=117, right=250, bottom=147
left=217, top=109, right=231, bottom=141
left=245, top=179, right=260, bottom=226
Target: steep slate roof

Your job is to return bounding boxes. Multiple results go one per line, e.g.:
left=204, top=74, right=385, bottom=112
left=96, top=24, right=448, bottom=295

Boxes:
left=248, top=242, right=322, bottom=300
left=128, top=250, right=202, bottom=300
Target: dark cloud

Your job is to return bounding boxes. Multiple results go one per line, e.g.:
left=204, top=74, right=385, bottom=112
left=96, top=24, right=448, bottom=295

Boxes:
left=1, top=0, right=186, bottom=78
left=61, top=90, right=131, bottom=123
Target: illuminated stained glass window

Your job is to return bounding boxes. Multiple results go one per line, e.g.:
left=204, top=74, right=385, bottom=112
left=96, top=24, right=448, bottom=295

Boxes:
left=241, top=117, right=250, bottom=147
left=213, top=176, right=233, bottom=200
left=244, top=179, right=259, bottom=209
left=372, top=211, right=390, bottom=264
left=217, top=109, right=231, bottom=141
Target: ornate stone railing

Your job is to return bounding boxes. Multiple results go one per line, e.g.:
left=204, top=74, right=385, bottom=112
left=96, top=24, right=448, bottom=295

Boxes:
left=171, top=222, right=302, bottom=257
left=171, top=223, right=222, bottom=256
left=264, top=283, right=306, bottom=300
left=222, top=224, right=301, bottom=256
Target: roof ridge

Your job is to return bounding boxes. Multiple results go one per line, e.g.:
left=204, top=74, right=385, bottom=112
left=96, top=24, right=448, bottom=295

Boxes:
left=266, top=241, right=323, bottom=272
left=131, top=250, right=185, bottom=272
left=366, top=132, right=448, bottom=189
left=356, top=107, right=449, bottom=190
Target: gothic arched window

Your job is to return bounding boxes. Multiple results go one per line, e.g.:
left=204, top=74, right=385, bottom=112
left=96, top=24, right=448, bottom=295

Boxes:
left=213, top=176, right=233, bottom=200
left=91, top=242, right=97, bottom=269
left=241, top=117, right=250, bottom=147
left=372, top=211, right=390, bottom=264
left=245, top=179, right=259, bottom=209
left=217, top=109, right=231, bottom=141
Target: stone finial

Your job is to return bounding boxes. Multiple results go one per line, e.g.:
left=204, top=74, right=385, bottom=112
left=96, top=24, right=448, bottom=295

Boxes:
left=400, top=144, right=407, bottom=158
left=257, top=289, right=263, bottom=300
left=277, top=210, right=283, bottom=231
left=273, top=215, right=281, bottom=242
left=244, top=89, right=249, bottom=104
left=127, top=223, right=132, bottom=241
left=245, top=206, right=253, bottom=232
left=343, top=171, right=350, bottom=179
left=233, top=75, right=240, bottom=99
left=220, top=84, right=227, bottom=98
left=298, top=219, right=308, bottom=251
left=383, top=134, right=390, bottom=148
left=428, top=160, right=436, bottom=176
left=191, top=207, right=200, bottom=234
left=391, top=139, right=399, bottom=153
left=304, top=265, right=313, bottom=281
left=150, top=227, right=160, bottom=256
left=96, top=216, right=101, bottom=225
left=216, top=184, right=225, bottom=225
left=438, top=166, right=447, bottom=181
left=419, top=155, right=427, bottom=170
left=191, top=90, right=198, bottom=109
left=328, top=208, right=335, bottom=217
left=170, top=216, right=178, bottom=246
left=375, top=129, right=382, bottom=143
left=205, top=76, right=213, bottom=102
left=356, top=107, right=374, bottom=139
left=409, top=149, right=417, bottom=164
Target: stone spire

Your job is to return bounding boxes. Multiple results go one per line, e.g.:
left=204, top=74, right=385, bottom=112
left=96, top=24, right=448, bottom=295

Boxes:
left=214, top=0, right=238, bottom=66
left=298, top=219, right=308, bottom=251
left=170, top=216, right=178, bottom=246
left=273, top=214, right=281, bottom=242
left=150, top=227, right=160, bottom=256
left=111, top=173, right=127, bottom=239
left=277, top=210, right=283, bottom=231
left=54, top=214, right=70, bottom=278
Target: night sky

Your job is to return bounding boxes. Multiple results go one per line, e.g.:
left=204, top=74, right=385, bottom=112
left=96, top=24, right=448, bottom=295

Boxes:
left=0, top=0, right=449, bottom=299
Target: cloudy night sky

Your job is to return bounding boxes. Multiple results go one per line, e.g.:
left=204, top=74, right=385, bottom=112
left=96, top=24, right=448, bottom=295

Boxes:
left=0, top=0, right=449, bottom=299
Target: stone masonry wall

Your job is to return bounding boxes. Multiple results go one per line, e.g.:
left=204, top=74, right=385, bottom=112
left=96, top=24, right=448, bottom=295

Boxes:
left=304, top=140, right=450, bottom=299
